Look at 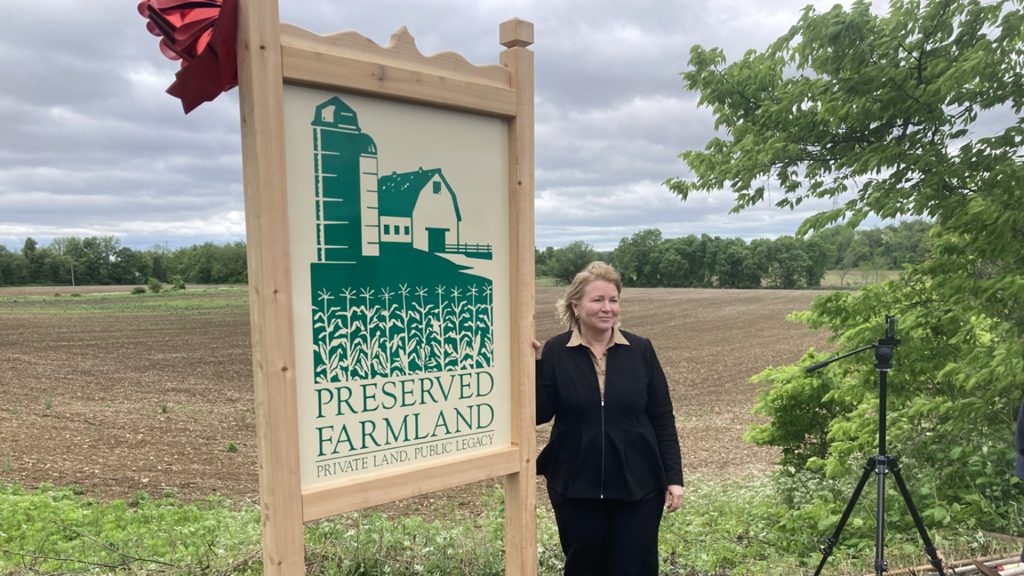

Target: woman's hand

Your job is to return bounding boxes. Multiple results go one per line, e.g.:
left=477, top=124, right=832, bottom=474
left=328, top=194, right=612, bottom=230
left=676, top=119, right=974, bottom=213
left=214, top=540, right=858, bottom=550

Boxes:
left=664, top=484, right=683, bottom=513
left=532, top=340, right=542, bottom=359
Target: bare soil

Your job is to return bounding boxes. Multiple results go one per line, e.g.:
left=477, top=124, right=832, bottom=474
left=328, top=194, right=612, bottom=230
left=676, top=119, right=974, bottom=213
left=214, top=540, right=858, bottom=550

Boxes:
left=0, top=285, right=830, bottom=517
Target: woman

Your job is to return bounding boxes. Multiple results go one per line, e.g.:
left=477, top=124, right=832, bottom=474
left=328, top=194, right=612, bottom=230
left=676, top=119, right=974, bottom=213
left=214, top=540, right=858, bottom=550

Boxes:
left=535, top=261, right=683, bottom=576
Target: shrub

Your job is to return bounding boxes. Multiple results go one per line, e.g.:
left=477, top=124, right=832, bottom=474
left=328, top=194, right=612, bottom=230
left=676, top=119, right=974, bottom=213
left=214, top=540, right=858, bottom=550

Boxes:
left=131, top=286, right=147, bottom=295
left=128, top=490, right=150, bottom=508
left=146, top=277, right=162, bottom=293
left=749, top=275, right=1024, bottom=542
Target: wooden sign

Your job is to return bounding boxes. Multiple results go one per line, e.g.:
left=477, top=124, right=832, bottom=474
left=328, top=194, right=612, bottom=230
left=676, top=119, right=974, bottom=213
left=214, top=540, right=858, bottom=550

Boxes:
left=235, top=2, right=535, bottom=574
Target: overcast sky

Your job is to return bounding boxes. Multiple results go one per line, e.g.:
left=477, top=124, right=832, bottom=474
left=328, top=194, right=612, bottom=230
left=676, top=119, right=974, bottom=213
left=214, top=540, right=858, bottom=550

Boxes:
left=0, top=0, right=886, bottom=252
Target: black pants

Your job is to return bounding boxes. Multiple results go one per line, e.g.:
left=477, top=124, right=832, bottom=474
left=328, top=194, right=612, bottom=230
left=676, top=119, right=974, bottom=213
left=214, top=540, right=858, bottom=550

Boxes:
left=548, top=486, right=665, bottom=576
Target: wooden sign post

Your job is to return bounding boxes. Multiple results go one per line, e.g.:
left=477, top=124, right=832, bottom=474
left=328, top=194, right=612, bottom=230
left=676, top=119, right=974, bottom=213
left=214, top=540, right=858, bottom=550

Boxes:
left=236, top=1, right=535, bottom=574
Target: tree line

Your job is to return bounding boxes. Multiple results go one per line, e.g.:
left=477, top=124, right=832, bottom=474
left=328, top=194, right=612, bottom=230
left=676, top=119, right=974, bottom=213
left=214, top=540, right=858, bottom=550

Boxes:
left=536, top=220, right=931, bottom=289
left=0, top=237, right=248, bottom=287
left=0, top=220, right=929, bottom=288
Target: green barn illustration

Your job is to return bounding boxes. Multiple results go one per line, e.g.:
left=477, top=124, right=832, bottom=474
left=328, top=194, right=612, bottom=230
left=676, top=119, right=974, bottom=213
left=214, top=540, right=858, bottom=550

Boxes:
left=309, top=96, right=494, bottom=384
left=379, top=168, right=489, bottom=260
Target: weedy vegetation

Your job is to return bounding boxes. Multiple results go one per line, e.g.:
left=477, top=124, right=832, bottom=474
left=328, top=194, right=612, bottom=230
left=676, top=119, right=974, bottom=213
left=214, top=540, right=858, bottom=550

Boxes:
left=1, top=480, right=1018, bottom=575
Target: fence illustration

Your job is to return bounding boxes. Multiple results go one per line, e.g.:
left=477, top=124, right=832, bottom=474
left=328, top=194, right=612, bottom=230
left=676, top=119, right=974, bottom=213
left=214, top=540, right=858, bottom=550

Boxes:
left=313, top=282, right=494, bottom=383
left=443, top=242, right=493, bottom=260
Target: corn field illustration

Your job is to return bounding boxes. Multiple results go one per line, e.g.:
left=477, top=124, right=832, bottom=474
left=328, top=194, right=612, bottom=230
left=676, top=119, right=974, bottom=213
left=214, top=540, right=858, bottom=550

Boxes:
left=313, top=281, right=494, bottom=383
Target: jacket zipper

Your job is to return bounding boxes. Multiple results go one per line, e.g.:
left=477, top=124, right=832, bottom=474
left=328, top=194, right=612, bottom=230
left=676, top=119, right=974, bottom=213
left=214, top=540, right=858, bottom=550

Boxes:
left=600, top=396, right=606, bottom=499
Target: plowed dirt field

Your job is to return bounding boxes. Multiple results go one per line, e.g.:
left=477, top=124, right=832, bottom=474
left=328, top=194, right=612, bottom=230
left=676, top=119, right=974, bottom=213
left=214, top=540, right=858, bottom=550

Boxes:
left=0, top=285, right=830, bottom=517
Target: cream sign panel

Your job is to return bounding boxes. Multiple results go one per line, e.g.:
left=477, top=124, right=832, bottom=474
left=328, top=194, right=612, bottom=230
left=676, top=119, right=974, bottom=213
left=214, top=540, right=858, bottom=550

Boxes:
left=284, top=86, right=512, bottom=489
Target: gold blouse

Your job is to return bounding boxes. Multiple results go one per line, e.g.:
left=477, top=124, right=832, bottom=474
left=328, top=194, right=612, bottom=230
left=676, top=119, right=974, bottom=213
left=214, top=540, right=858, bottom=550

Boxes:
left=566, top=326, right=630, bottom=399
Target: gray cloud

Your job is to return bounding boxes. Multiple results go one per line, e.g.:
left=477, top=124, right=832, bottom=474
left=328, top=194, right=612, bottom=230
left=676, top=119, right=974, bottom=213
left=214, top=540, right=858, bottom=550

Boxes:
left=0, top=0, right=873, bottom=251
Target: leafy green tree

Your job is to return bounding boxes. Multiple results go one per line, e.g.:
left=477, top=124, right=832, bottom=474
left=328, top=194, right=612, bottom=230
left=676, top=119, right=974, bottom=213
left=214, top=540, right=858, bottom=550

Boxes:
left=211, top=241, right=248, bottom=283
left=20, top=237, right=54, bottom=284
left=535, top=246, right=557, bottom=278
left=16, top=238, right=67, bottom=285
left=0, top=246, right=29, bottom=286
left=546, top=241, right=599, bottom=285
left=696, top=234, right=719, bottom=287
left=0, top=238, right=254, bottom=286
left=669, top=0, right=1024, bottom=540
left=801, top=236, right=829, bottom=287
left=20, top=237, right=37, bottom=263
left=75, top=236, right=121, bottom=285
left=109, top=247, right=152, bottom=285
left=165, top=241, right=244, bottom=284
left=712, top=237, right=758, bottom=288
left=881, top=219, right=932, bottom=267
left=763, top=237, right=810, bottom=289
left=746, top=238, right=774, bottom=287
left=652, top=236, right=700, bottom=287
left=611, top=228, right=663, bottom=287
left=175, top=243, right=215, bottom=284
left=51, top=237, right=84, bottom=286
left=809, top=226, right=852, bottom=269
left=849, top=228, right=886, bottom=269
left=810, top=220, right=931, bottom=275
left=146, top=245, right=172, bottom=283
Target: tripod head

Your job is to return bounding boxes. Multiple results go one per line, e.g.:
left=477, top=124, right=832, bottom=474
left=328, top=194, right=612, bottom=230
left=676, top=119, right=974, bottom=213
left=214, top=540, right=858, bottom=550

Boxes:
left=804, top=315, right=902, bottom=458
left=805, top=315, right=900, bottom=374
left=874, top=316, right=900, bottom=372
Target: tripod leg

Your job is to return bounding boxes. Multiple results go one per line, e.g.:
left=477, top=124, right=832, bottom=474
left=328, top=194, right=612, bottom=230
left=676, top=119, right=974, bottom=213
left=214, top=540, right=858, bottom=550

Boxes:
left=875, top=457, right=888, bottom=575
left=814, top=457, right=877, bottom=576
left=889, top=459, right=946, bottom=576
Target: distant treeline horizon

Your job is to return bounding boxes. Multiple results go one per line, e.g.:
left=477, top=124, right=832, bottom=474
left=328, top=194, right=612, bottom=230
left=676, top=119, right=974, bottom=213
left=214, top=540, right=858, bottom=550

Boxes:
left=538, top=219, right=930, bottom=289
left=0, top=220, right=930, bottom=289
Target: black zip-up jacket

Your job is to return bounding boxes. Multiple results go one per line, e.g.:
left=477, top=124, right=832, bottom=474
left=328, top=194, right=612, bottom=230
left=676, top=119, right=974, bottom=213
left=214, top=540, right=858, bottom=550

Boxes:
left=536, top=329, right=683, bottom=501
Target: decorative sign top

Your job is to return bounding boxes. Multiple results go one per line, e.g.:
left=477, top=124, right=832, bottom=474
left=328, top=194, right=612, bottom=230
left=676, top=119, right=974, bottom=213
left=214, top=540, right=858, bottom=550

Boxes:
left=279, top=24, right=524, bottom=117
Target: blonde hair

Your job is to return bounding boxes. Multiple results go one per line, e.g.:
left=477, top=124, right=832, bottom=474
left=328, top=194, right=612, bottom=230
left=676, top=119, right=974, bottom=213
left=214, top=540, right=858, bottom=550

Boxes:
left=555, top=261, right=623, bottom=329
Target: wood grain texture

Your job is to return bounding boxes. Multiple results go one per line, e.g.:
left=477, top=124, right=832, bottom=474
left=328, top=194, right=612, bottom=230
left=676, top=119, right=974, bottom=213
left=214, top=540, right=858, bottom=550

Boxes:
left=236, top=0, right=305, bottom=574
left=302, top=447, right=521, bottom=521
left=281, top=24, right=516, bottom=117
left=500, top=17, right=537, bottom=576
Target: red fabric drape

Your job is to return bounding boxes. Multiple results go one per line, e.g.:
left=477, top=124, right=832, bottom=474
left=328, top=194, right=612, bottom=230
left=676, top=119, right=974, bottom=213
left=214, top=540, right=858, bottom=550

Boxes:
left=138, top=0, right=238, bottom=114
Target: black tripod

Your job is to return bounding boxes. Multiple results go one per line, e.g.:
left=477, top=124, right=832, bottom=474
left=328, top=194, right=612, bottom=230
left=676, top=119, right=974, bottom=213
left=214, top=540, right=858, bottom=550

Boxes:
left=807, top=316, right=946, bottom=576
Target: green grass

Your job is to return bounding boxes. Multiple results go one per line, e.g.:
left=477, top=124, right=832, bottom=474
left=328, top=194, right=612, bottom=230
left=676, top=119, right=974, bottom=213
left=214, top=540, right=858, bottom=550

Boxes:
left=659, top=476, right=1022, bottom=575
left=820, top=269, right=902, bottom=289
left=1, top=479, right=1018, bottom=575
left=0, top=286, right=249, bottom=315
left=0, top=482, right=262, bottom=575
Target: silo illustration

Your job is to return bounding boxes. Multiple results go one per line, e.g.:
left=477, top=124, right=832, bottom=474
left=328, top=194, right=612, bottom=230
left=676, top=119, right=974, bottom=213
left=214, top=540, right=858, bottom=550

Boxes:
left=311, top=97, right=380, bottom=262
